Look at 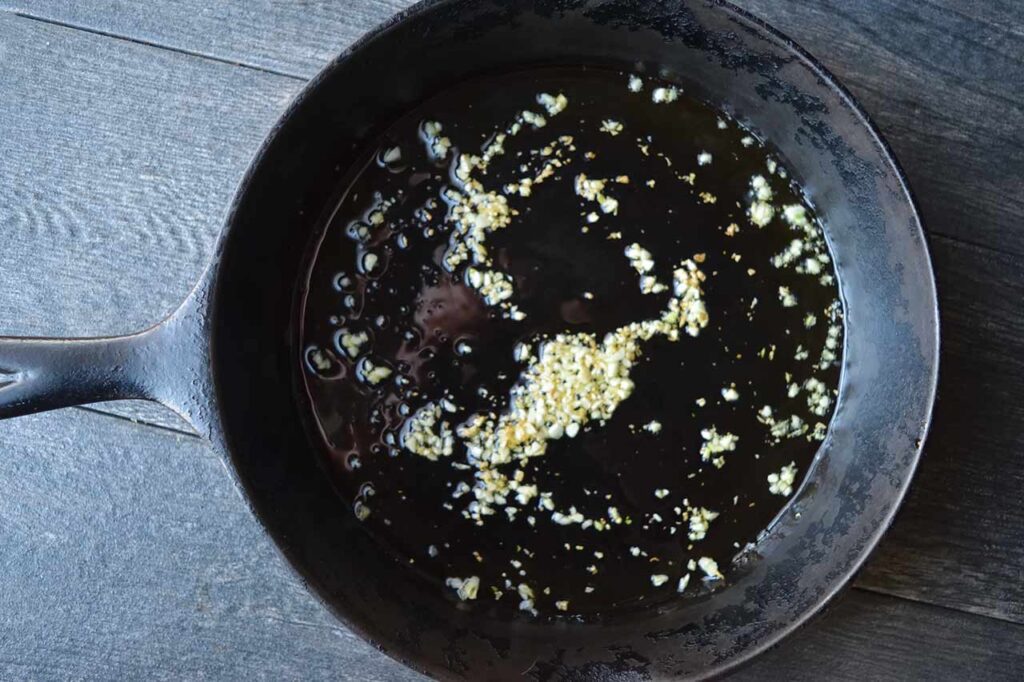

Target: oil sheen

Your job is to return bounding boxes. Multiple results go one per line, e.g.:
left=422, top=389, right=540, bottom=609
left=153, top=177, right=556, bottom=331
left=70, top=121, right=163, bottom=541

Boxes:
left=299, top=67, right=843, bottom=621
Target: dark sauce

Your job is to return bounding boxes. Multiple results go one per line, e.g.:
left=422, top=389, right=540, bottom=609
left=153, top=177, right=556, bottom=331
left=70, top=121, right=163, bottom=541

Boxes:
left=299, top=67, right=843, bottom=620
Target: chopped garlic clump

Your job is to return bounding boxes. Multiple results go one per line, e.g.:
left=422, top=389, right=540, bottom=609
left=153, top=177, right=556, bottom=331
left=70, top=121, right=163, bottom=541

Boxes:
left=747, top=175, right=776, bottom=227
left=699, top=426, right=738, bottom=468
left=778, top=286, right=798, bottom=308
left=537, top=92, right=568, bottom=116
left=698, top=556, right=723, bottom=580
left=445, top=576, right=480, bottom=600
left=652, top=86, right=679, bottom=103
left=427, top=259, right=708, bottom=523
left=420, top=120, right=451, bottom=159
left=402, top=403, right=455, bottom=461
left=688, top=507, right=720, bottom=541
left=339, top=330, right=369, bottom=358
left=600, top=119, right=624, bottom=136
left=768, top=461, right=798, bottom=496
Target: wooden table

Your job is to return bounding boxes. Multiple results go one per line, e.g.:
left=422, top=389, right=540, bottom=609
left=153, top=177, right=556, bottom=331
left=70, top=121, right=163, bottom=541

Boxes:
left=1, top=1, right=1021, bottom=678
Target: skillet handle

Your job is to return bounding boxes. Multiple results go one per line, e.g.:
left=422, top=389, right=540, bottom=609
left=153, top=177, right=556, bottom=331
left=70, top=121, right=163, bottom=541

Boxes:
left=0, top=330, right=162, bottom=419
left=0, top=287, right=212, bottom=430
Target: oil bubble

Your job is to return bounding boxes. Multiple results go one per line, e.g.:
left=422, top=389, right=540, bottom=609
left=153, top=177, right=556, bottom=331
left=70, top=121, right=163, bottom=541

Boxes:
left=333, top=272, right=355, bottom=292
left=304, top=346, right=342, bottom=378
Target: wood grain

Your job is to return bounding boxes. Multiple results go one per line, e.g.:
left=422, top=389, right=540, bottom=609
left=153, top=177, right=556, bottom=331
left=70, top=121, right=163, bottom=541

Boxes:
left=736, top=589, right=1024, bottom=681
left=0, top=0, right=411, bottom=79
left=0, top=12, right=298, bottom=338
left=0, top=12, right=300, bottom=429
left=0, top=0, right=1022, bottom=677
left=0, top=407, right=419, bottom=681
left=8, top=0, right=1024, bottom=256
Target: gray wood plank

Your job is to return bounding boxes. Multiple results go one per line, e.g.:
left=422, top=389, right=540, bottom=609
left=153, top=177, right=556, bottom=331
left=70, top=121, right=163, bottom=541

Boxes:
left=854, top=235, right=1024, bottom=624
left=1, top=0, right=411, bottom=79
left=0, top=407, right=420, bottom=681
left=0, top=12, right=301, bottom=430
left=736, top=589, right=1024, bottom=681
left=0, top=11, right=298, bottom=337
left=6, top=1, right=1024, bottom=257
left=2, top=407, right=1021, bottom=680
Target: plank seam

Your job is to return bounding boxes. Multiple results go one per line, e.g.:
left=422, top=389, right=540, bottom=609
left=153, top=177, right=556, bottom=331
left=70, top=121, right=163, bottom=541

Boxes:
left=9, top=9, right=308, bottom=82
left=852, top=584, right=1024, bottom=628
left=75, top=405, right=201, bottom=439
left=930, top=230, right=1022, bottom=259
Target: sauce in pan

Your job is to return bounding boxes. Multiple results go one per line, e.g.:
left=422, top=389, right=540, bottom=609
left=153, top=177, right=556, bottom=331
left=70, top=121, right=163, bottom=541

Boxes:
left=299, top=67, right=842, bottom=620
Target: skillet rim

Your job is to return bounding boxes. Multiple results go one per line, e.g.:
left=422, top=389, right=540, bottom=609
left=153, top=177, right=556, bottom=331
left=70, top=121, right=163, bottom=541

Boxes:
left=205, top=0, right=941, bottom=678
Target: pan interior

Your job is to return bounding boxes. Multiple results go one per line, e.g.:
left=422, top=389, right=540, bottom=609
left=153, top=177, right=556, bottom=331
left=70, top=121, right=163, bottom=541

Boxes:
left=295, top=63, right=845, bottom=624
left=209, top=1, right=937, bottom=678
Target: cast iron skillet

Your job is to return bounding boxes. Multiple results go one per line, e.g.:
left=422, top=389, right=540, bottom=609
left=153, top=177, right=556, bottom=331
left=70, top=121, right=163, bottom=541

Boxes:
left=0, top=1, right=938, bottom=678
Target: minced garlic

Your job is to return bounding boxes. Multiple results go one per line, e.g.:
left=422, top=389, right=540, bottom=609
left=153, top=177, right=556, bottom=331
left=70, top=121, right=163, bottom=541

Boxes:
left=358, top=358, right=392, bottom=385
left=688, top=507, right=719, bottom=541
left=420, top=120, right=452, bottom=160
left=746, top=174, right=776, bottom=227
left=409, top=259, right=708, bottom=523
left=625, top=243, right=655, bottom=273
left=352, top=80, right=845, bottom=612
left=699, top=427, right=738, bottom=468
left=749, top=201, right=774, bottom=226
left=402, top=403, right=455, bottom=461
left=757, top=406, right=812, bottom=442
left=652, top=86, right=679, bottom=103
left=804, top=377, right=831, bottom=416
left=521, top=110, right=546, bottom=128
left=537, top=92, right=568, bottom=116
left=338, top=330, right=369, bottom=358
left=643, top=420, right=662, bottom=434
left=600, top=119, right=624, bottom=136
left=446, top=575, right=480, bottom=600
left=778, top=286, right=798, bottom=308
left=518, top=583, right=537, bottom=616
left=574, top=173, right=621, bottom=215
left=466, top=267, right=515, bottom=306
left=625, top=243, right=669, bottom=294
left=439, top=97, right=574, bottom=319
left=768, top=462, right=798, bottom=496
left=698, top=556, right=723, bottom=580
